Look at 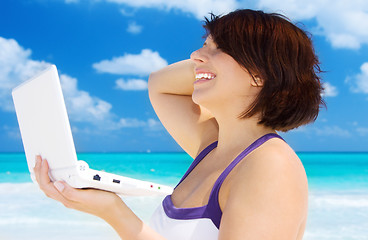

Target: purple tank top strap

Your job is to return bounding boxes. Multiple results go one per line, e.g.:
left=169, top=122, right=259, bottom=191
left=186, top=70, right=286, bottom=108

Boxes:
left=205, top=133, right=284, bottom=228
left=217, top=133, right=283, bottom=184
left=175, top=141, right=218, bottom=189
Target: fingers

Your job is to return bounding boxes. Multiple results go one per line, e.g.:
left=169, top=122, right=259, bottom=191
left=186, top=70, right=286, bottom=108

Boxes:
left=53, top=181, right=83, bottom=209
left=54, top=181, right=79, bottom=202
left=54, top=181, right=103, bottom=205
left=53, top=180, right=105, bottom=215
left=33, top=156, right=91, bottom=210
left=33, top=156, right=87, bottom=210
left=39, top=156, right=51, bottom=185
left=33, top=155, right=69, bottom=203
left=33, top=155, right=42, bottom=183
left=33, top=156, right=123, bottom=218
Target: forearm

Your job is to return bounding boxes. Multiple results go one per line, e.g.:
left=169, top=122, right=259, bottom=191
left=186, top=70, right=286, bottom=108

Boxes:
left=102, top=199, right=166, bottom=240
left=148, top=59, right=195, bottom=96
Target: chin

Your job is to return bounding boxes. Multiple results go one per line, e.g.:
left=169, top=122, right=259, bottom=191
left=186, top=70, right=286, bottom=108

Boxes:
left=192, top=88, right=219, bottom=110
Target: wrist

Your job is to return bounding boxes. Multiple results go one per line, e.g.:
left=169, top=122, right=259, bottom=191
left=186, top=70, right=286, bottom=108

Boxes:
left=101, top=198, right=142, bottom=239
left=100, top=196, right=127, bottom=222
left=101, top=198, right=166, bottom=240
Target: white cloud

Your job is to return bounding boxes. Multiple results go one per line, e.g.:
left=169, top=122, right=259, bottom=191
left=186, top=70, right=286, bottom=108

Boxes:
left=92, top=49, right=168, bottom=76
left=322, top=82, right=338, bottom=97
left=60, top=74, right=113, bottom=123
left=257, top=0, right=368, bottom=49
left=65, top=0, right=79, bottom=3
left=120, top=8, right=136, bottom=16
left=115, top=78, right=148, bottom=90
left=0, top=36, right=166, bottom=136
left=109, top=1, right=368, bottom=49
left=106, top=0, right=237, bottom=19
left=356, top=127, right=368, bottom=136
left=314, top=125, right=351, bottom=137
left=0, top=37, right=51, bottom=112
left=118, top=117, right=162, bottom=130
left=0, top=36, right=111, bottom=127
left=64, top=1, right=368, bottom=50
left=3, top=125, right=21, bottom=140
left=127, top=21, right=143, bottom=34
left=346, top=62, right=368, bottom=94
left=119, top=118, right=147, bottom=128
left=147, top=118, right=162, bottom=130
left=293, top=123, right=351, bottom=138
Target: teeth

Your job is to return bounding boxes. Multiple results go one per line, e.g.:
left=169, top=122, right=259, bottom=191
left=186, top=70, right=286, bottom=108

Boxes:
left=195, top=73, right=215, bottom=80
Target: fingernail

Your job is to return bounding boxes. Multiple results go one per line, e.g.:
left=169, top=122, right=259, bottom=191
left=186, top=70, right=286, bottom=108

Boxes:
left=54, top=181, right=65, bottom=192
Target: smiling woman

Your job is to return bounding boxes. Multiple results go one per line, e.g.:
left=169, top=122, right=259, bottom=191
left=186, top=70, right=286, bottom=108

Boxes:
left=147, top=9, right=323, bottom=240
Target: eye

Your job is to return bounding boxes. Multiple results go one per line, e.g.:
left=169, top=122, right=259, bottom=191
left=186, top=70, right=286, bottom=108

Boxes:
left=203, top=38, right=219, bottom=49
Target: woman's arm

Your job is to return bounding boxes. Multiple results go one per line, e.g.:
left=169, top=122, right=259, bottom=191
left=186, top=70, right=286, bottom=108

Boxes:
left=148, top=60, right=218, bottom=158
left=34, top=156, right=165, bottom=240
left=149, top=59, right=195, bottom=96
left=103, top=202, right=165, bottom=240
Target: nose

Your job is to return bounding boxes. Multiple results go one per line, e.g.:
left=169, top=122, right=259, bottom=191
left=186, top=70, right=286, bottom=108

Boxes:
left=190, top=48, right=207, bottom=64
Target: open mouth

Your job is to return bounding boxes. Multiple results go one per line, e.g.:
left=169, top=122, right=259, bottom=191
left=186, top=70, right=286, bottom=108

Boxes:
left=194, top=72, right=216, bottom=84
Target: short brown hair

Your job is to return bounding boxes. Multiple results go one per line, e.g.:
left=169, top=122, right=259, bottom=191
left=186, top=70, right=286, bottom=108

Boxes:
left=204, top=9, right=325, bottom=131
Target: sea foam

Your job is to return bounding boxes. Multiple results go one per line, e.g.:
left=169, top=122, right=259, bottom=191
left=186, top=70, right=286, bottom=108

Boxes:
left=0, top=183, right=165, bottom=240
left=1, top=183, right=367, bottom=240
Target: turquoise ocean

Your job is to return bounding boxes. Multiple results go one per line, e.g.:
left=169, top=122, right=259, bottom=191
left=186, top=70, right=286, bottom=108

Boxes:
left=0, top=152, right=367, bottom=240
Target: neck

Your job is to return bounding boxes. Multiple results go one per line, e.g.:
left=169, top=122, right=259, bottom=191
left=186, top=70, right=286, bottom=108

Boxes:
left=213, top=113, right=276, bottom=157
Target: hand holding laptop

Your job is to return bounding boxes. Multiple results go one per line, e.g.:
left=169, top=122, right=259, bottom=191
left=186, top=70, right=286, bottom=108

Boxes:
left=12, top=65, right=172, bottom=239
left=33, top=155, right=125, bottom=220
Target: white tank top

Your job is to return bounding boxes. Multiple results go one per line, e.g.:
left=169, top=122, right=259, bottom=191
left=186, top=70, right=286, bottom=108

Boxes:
left=149, top=203, right=219, bottom=240
left=149, top=134, right=283, bottom=240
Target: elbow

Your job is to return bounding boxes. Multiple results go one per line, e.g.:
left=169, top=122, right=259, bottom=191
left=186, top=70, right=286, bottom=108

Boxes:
left=148, top=71, right=159, bottom=93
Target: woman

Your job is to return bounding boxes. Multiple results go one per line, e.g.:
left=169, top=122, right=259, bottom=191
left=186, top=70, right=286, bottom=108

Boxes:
left=34, top=9, right=324, bottom=240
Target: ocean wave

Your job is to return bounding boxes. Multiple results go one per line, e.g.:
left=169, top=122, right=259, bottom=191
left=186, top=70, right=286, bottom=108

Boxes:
left=1, top=183, right=367, bottom=240
left=0, top=217, right=106, bottom=226
left=309, top=190, right=368, bottom=208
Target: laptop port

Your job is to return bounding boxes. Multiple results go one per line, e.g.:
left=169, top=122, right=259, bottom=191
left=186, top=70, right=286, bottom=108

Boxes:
left=113, top=179, right=120, bottom=184
left=93, top=174, right=101, bottom=181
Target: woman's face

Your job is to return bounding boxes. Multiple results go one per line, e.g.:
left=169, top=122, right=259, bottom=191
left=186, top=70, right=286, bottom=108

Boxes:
left=190, top=36, right=260, bottom=116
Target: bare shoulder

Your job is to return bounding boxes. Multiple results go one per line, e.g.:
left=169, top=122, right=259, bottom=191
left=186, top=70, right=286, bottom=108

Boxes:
left=242, top=137, right=307, bottom=180
left=236, top=137, right=309, bottom=202
left=219, top=138, right=308, bottom=239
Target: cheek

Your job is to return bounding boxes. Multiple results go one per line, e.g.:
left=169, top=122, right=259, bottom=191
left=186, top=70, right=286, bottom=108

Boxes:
left=215, top=57, right=251, bottom=93
left=216, top=72, right=251, bottom=98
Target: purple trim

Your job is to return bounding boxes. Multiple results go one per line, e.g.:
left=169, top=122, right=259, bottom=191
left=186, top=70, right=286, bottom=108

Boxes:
left=174, top=141, right=218, bottom=189
left=207, top=133, right=284, bottom=228
left=163, top=133, right=284, bottom=229
left=163, top=195, right=207, bottom=220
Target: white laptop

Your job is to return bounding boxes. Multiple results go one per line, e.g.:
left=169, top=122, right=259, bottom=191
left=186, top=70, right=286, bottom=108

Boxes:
left=12, top=65, right=173, bottom=196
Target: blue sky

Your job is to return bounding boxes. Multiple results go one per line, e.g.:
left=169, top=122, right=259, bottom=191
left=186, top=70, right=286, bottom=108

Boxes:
left=0, top=0, right=367, bottom=152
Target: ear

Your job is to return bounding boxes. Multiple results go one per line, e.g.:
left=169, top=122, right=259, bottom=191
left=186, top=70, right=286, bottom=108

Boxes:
left=251, top=75, right=263, bottom=87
